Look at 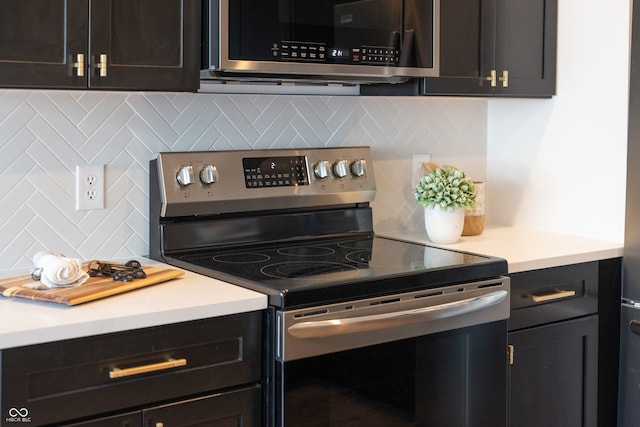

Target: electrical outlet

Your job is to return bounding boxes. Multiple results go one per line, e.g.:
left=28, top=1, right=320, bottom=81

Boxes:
left=76, top=164, right=105, bottom=210
left=411, top=153, right=431, bottom=186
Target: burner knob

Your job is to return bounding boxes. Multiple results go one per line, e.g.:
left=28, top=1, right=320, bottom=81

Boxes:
left=333, top=160, right=349, bottom=178
left=351, top=159, right=367, bottom=177
left=176, top=165, right=195, bottom=186
left=200, top=164, right=218, bottom=185
left=313, top=161, right=330, bottom=179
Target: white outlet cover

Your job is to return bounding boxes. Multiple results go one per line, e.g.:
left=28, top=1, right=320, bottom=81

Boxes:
left=76, top=164, right=105, bottom=210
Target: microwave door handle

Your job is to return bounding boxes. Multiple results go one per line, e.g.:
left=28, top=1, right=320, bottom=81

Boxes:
left=398, top=28, right=415, bottom=67
left=287, top=290, right=508, bottom=339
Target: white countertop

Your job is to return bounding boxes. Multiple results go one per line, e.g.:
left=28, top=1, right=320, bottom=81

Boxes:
left=382, top=225, right=623, bottom=273
left=0, top=228, right=623, bottom=350
left=0, top=258, right=267, bottom=350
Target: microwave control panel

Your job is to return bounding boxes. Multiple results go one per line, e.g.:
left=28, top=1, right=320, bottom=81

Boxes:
left=273, top=41, right=399, bottom=66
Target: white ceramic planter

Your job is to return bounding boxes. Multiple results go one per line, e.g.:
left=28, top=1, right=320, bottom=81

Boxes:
left=424, top=205, right=465, bottom=244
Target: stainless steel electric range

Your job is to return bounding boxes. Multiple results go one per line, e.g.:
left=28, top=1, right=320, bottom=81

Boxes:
left=149, top=146, right=510, bottom=427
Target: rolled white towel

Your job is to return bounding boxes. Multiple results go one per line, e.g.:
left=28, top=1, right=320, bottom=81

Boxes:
left=32, top=251, right=89, bottom=288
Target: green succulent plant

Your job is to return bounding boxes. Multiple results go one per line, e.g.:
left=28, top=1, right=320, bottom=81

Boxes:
left=414, top=166, right=476, bottom=210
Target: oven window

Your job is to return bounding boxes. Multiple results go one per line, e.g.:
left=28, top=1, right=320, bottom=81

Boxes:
left=277, top=321, right=508, bottom=426
left=228, top=0, right=403, bottom=64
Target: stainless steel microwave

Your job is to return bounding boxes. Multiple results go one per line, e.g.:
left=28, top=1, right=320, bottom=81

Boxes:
left=201, top=0, right=440, bottom=84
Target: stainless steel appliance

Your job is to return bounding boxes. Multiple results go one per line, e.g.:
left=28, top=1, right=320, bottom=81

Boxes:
left=201, top=0, right=440, bottom=83
left=621, top=1, right=640, bottom=425
left=149, top=146, right=510, bottom=426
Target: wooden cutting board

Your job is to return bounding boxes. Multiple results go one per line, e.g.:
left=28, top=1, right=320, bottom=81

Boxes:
left=0, top=265, right=184, bottom=306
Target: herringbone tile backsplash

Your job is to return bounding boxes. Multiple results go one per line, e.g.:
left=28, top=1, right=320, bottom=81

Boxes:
left=0, top=89, right=486, bottom=272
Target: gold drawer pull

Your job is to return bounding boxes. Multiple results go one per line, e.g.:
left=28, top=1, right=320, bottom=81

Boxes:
left=98, top=53, right=108, bottom=77
left=74, top=53, right=85, bottom=77
left=485, top=69, right=497, bottom=87
left=109, top=358, right=187, bottom=379
left=531, top=290, right=576, bottom=303
left=499, top=70, right=509, bottom=88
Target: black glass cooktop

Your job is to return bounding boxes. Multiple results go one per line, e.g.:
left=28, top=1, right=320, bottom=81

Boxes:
left=174, top=235, right=507, bottom=308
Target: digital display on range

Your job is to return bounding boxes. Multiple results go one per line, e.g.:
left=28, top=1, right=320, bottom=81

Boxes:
left=243, top=156, right=309, bottom=188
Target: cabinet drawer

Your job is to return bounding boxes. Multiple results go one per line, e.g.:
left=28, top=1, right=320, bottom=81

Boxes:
left=65, top=385, right=262, bottom=427
left=144, top=384, right=262, bottom=426
left=1, top=311, right=263, bottom=427
left=509, top=262, right=598, bottom=331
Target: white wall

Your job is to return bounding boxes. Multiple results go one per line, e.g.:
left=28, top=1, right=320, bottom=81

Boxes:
left=486, top=0, right=630, bottom=242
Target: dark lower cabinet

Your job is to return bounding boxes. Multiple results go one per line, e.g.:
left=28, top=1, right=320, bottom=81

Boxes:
left=508, top=315, right=598, bottom=427
left=507, top=259, right=621, bottom=427
left=0, top=311, right=264, bottom=427
left=0, top=0, right=200, bottom=91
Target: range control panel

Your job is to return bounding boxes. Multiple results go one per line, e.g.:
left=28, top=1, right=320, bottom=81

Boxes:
left=154, top=147, right=376, bottom=217
left=242, top=155, right=309, bottom=188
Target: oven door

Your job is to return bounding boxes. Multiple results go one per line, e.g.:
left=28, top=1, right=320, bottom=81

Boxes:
left=277, top=320, right=507, bottom=426
left=273, top=278, right=510, bottom=426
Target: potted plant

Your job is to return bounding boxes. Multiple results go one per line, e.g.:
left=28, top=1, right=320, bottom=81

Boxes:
left=414, top=166, right=476, bottom=244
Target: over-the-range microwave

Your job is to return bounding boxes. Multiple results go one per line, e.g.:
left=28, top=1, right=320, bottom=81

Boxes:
left=201, top=0, right=440, bottom=84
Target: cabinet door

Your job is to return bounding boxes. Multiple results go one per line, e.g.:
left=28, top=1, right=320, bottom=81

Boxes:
left=494, top=0, right=557, bottom=96
left=508, top=315, right=598, bottom=427
left=0, top=0, right=88, bottom=88
left=423, top=0, right=556, bottom=97
left=88, top=0, right=200, bottom=91
left=423, top=0, right=496, bottom=95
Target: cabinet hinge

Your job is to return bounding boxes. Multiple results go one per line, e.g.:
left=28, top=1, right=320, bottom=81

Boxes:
left=508, top=344, right=514, bottom=365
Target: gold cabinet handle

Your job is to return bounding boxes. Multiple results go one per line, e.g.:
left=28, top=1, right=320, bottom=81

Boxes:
left=530, top=290, right=576, bottom=303
left=485, top=69, right=497, bottom=87
left=109, top=357, right=187, bottom=379
left=97, top=53, right=108, bottom=77
left=74, top=53, right=85, bottom=77
left=499, top=70, right=509, bottom=88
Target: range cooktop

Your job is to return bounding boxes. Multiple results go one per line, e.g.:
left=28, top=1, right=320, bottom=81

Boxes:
left=173, top=235, right=507, bottom=308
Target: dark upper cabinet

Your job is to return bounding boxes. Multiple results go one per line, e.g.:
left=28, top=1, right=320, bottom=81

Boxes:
left=423, top=0, right=557, bottom=97
left=0, top=0, right=88, bottom=89
left=0, top=0, right=200, bottom=91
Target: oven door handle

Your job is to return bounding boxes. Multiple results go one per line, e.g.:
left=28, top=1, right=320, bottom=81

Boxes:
left=288, top=290, right=508, bottom=338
